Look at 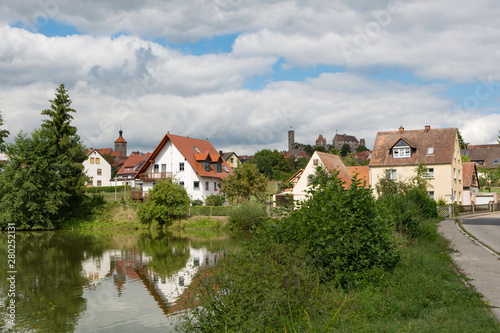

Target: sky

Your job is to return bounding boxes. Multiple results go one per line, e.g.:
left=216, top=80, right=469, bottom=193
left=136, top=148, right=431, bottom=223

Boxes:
left=0, top=0, right=499, bottom=155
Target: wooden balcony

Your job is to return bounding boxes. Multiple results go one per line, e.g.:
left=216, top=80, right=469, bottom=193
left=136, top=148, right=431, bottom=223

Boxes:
left=131, top=191, right=149, bottom=201
left=139, top=172, right=173, bottom=181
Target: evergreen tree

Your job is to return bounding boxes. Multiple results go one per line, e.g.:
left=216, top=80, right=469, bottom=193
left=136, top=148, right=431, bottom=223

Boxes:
left=457, top=130, right=467, bottom=149
left=341, top=143, right=351, bottom=157
left=0, top=111, right=9, bottom=152
left=40, top=83, right=87, bottom=217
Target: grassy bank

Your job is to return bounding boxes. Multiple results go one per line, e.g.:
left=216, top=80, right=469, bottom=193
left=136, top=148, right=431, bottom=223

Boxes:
left=177, top=218, right=500, bottom=332
left=62, top=202, right=144, bottom=230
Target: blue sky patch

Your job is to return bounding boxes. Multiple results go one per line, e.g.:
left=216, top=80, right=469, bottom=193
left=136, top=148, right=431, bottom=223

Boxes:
left=12, top=19, right=80, bottom=37
left=156, top=33, right=239, bottom=55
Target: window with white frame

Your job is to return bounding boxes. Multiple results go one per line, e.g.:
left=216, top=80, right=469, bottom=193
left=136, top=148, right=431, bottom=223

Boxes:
left=426, top=147, right=434, bottom=155
left=205, top=181, right=209, bottom=191
left=214, top=182, right=218, bottom=190
left=428, top=191, right=434, bottom=200
left=193, top=181, right=200, bottom=190
left=393, top=140, right=411, bottom=158
left=385, top=169, right=397, bottom=180
left=423, top=168, right=434, bottom=179
left=494, top=158, right=499, bottom=164
left=179, top=162, right=184, bottom=171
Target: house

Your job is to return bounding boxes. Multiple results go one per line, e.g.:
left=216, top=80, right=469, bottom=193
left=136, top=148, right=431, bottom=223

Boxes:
left=332, top=133, right=359, bottom=152
left=114, top=152, right=151, bottom=187
left=369, top=126, right=463, bottom=204
left=83, top=149, right=112, bottom=187
left=222, top=152, right=241, bottom=169
left=351, top=150, right=371, bottom=164
left=315, top=134, right=327, bottom=148
left=273, top=169, right=304, bottom=206
left=346, top=165, right=370, bottom=188
left=462, top=162, right=480, bottom=205
left=134, top=133, right=233, bottom=203
left=289, top=151, right=352, bottom=202
left=461, top=144, right=500, bottom=169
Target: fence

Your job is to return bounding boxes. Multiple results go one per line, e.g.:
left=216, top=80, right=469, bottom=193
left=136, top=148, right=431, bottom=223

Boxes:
left=438, top=202, right=500, bottom=218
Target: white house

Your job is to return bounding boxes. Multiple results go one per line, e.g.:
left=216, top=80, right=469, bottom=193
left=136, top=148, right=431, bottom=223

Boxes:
left=83, top=149, right=112, bottom=187
left=134, top=133, right=233, bottom=203
left=273, top=151, right=352, bottom=204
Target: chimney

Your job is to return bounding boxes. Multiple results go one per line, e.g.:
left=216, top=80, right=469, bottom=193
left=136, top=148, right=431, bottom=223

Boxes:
left=424, top=125, right=430, bottom=132
left=219, top=150, right=223, bottom=155
left=398, top=126, right=404, bottom=133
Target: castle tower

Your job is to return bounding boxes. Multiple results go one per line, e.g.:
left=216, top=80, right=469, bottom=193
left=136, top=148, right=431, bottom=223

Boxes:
left=114, top=129, right=127, bottom=157
left=288, top=129, right=295, bottom=154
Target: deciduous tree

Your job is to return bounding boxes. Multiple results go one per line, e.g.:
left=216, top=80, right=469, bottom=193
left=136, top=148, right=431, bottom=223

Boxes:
left=222, top=163, right=268, bottom=202
left=0, top=111, right=9, bottom=152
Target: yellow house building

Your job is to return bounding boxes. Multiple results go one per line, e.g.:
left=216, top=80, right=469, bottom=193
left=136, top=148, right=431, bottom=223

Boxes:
left=222, top=152, right=241, bottom=169
left=369, top=126, right=463, bottom=204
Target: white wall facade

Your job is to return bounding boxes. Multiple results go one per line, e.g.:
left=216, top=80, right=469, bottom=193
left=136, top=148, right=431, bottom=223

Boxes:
left=83, top=150, right=112, bottom=187
left=142, top=142, right=223, bottom=203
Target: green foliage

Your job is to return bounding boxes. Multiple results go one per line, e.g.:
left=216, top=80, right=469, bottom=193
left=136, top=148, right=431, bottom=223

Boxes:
left=356, top=145, right=369, bottom=152
left=222, top=162, right=268, bottom=202
left=342, top=154, right=361, bottom=166
left=376, top=170, right=437, bottom=239
left=190, top=199, right=203, bottom=206
left=461, top=154, right=470, bottom=162
left=228, top=201, right=267, bottom=231
left=205, top=194, right=225, bottom=206
left=250, top=149, right=283, bottom=178
left=177, top=242, right=324, bottom=332
left=261, top=174, right=400, bottom=287
left=341, top=143, right=351, bottom=157
left=0, top=110, right=9, bottom=152
left=137, top=178, right=190, bottom=227
left=328, top=147, right=341, bottom=155
left=457, top=129, right=467, bottom=149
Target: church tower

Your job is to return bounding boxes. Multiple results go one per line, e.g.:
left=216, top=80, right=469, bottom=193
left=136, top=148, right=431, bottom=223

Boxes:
left=114, top=129, right=127, bottom=157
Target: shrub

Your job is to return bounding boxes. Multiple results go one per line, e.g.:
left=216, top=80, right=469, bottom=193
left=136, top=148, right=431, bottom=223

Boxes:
left=205, top=194, right=225, bottom=206
left=137, top=179, right=190, bottom=227
left=228, top=201, right=267, bottom=230
left=260, top=174, right=400, bottom=288
left=176, top=242, right=324, bottom=332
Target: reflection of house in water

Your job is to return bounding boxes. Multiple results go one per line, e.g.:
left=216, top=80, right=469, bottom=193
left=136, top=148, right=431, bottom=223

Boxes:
left=80, top=246, right=224, bottom=314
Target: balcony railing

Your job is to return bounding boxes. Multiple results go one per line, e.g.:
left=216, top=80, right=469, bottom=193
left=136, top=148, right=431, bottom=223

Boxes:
left=139, top=172, right=172, bottom=181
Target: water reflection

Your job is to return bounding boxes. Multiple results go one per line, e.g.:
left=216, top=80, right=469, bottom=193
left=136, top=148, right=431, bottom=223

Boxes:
left=0, top=229, right=245, bottom=332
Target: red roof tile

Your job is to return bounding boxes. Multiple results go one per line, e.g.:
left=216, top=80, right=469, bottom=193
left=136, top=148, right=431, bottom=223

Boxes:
left=135, top=134, right=233, bottom=180
left=116, top=153, right=152, bottom=176
left=462, top=162, right=478, bottom=188
left=114, top=135, right=127, bottom=143
left=97, top=148, right=113, bottom=156
left=316, top=151, right=352, bottom=187
left=347, top=165, right=370, bottom=188
left=370, top=127, right=457, bottom=166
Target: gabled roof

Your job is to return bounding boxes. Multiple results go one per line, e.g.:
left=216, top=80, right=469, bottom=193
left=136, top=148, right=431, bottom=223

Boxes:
left=334, top=134, right=358, bottom=143
left=281, top=169, right=304, bottom=192
left=462, top=162, right=479, bottom=188
left=462, top=144, right=500, bottom=168
left=316, top=134, right=326, bottom=143
left=315, top=151, right=352, bottom=187
left=135, top=134, right=233, bottom=180
left=97, top=148, right=113, bottom=156
left=370, top=127, right=458, bottom=166
left=116, top=153, right=151, bottom=176
left=347, top=166, right=370, bottom=188
left=222, top=152, right=239, bottom=161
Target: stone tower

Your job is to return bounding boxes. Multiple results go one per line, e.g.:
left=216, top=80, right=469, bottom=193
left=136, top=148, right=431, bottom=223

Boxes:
left=288, top=129, right=295, bottom=154
left=114, top=129, right=127, bottom=157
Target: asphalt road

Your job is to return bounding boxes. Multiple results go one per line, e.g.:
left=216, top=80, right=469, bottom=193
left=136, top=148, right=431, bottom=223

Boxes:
left=462, top=214, right=500, bottom=254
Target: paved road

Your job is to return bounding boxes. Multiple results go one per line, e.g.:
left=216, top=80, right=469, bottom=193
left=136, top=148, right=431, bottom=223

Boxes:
left=438, top=214, right=500, bottom=321
left=462, top=215, right=500, bottom=254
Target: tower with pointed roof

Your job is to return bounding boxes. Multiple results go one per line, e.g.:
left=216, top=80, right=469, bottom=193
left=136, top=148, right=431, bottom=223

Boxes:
left=114, top=129, right=127, bottom=157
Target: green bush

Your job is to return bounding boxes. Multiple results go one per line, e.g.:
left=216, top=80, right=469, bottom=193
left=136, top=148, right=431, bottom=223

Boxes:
left=137, top=179, right=190, bottom=227
left=177, top=242, right=325, bottom=332
left=205, top=194, right=225, bottom=206
left=228, top=201, right=267, bottom=230
left=260, top=174, right=400, bottom=287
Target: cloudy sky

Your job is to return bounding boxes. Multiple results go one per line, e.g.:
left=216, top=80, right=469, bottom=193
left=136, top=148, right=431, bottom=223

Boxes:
left=1, top=0, right=499, bottom=154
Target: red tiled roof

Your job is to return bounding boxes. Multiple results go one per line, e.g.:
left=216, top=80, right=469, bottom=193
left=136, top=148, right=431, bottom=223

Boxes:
left=135, top=134, right=233, bottom=180
left=316, top=151, right=352, bottom=187
left=97, top=148, right=113, bottom=156
left=347, top=165, right=370, bottom=188
left=114, top=135, right=127, bottom=143
left=334, top=134, right=358, bottom=143
left=370, top=127, right=457, bottom=166
left=463, top=144, right=500, bottom=169
left=116, top=153, right=152, bottom=176
left=352, top=151, right=371, bottom=163
left=462, top=162, right=479, bottom=188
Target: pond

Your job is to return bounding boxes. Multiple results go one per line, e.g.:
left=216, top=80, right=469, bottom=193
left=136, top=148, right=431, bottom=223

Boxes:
left=0, top=229, right=248, bottom=332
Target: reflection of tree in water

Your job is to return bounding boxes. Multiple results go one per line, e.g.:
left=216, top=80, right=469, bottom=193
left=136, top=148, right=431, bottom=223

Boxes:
left=0, top=231, right=110, bottom=333
left=136, top=230, right=191, bottom=280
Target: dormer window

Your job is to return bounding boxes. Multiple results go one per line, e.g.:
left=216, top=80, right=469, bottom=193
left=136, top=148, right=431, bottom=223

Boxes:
left=205, top=159, right=211, bottom=171
left=217, top=160, right=222, bottom=172
left=393, top=139, right=411, bottom=158
left=427, top=147, right=434, bottom=155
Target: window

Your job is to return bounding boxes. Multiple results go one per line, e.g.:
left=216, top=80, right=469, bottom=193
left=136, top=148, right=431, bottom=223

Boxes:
left=193, top=146, right=201, bottom=153
left=385, top=169, right=397, bottom=180
left=96, top=157, right=100, bottom=164
left=393, top=140, right=411, bottom=158
left=230, top=157, right=234, bottom=163
left=179, top=162, right=184, bottom=171
left=458, top=169, right=461, bottom=181
left=161, top=164, right=166, bottom=172
left=97, top=169, right=102, bottom=176
left=426, top=147, right=434, bottom=155
left=214, top=182, right=218, bottom=191
left=194, top=181, right=200, bottom=190
left=97, top=180, right=102, bottom=187
left=205, top=182, right=209, bottom=191
left=313, top=159, right=319, bottom=166
left=153, top=164, right=159, bottom=173
left=217, top=160, right=222, bottom=172
left=454, top=168, right=456, bottom=179
left=423, top=168, right=434, bottom=179
left=179, top=276, right=185, bottom=287
left=494, top=158, right=499, bottom=164
left=428, top=191, right=435, bottom=200
left=90, top=157, right=95, bottom=164
left=205, top=160, right=211, bottom=171
left=179, top=181, right=184, bottom=187
left=88, top=180, right=93, bottom=186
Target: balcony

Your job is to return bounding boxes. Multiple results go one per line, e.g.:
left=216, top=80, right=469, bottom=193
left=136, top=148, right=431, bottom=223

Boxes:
left=139, top=172, right=172, bottom=181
